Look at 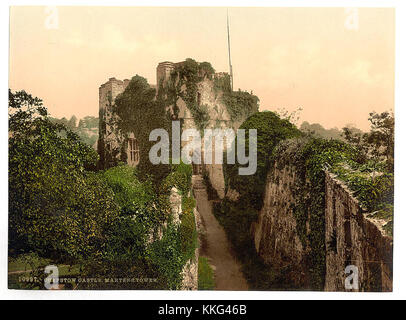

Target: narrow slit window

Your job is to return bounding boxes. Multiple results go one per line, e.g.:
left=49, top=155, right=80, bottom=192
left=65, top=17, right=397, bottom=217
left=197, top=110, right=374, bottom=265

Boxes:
left=128, top=138, right=139, bottom=165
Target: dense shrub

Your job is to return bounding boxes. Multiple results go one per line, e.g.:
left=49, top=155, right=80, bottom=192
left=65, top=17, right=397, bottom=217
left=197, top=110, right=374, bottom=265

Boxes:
left=162, top=161, right=193, bottom=195
left=79, top=165, right=196, bottom=290
left=101, top=164, right=169, bottom=227
left=148, top=211, right=197, bottom=289
left=146, top=164, right=196, bottom=289
left=78, top=214, right=158, bottom=290
left=9, top=90, right=199, bottom=290
left=146, top=223, right=186, bottom=289
left=9, top=90, right=119, bottom=261
left=180, top=196, right=198, bottom=258
left=224, top=111, right=301, bottom=210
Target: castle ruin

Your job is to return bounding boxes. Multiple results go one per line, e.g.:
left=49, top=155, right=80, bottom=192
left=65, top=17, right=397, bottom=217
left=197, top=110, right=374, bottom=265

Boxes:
left=98, top=60, right=256, bottom=197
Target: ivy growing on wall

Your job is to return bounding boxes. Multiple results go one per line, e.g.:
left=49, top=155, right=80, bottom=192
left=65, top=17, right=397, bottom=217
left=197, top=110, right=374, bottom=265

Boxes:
left=274, top=136, right=394, bottom=288
left=224, top=111, right=302, bottom=210
left=331, top=161, right=394, bottom=236
left=273, top=138, right=357, bottom=289
left=219, top=110, right=394, bottom=290
left=110, top=75, right=173, bottom=184
left=160, top=58, right=258, bottom=131
left=213, top=73, right=259, bottom=123
left=166, top=58, right=215, bottom=132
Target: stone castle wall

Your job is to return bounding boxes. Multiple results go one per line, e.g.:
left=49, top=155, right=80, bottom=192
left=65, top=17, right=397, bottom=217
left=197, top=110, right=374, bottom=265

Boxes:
left=251, top=163, right=311, bottom=288
left=160, top=188, right=200, bottom=290
left=98, top=61, right=249, bottom=198
left=180, top=208, right=200, bottom=290
left=324, top=172, right=393, bottom=291
left=99, top=77, right=130, bottom=116
left=98, top=77, right=130, bottom=153
left=252, top=161, right=393, bottom=291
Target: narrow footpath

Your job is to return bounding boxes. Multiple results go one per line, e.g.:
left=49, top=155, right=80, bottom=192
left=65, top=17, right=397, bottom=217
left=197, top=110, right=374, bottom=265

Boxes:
left=193, top=176, right=249, bottom=290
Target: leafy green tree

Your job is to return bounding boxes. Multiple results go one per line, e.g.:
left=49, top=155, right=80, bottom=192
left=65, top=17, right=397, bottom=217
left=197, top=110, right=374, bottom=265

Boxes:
left=224, top=111, right=301, bottom=209
left=365, top=111, right=394, bottom=172
left=78, top=116, right=99, bottom=129
left=68, top=115, right=77, bottom=129
left=342, top=111, right=394, bottom=172
left=9, top=89, right=119, bottom=261
left=341, top=125, right=368, bottom=163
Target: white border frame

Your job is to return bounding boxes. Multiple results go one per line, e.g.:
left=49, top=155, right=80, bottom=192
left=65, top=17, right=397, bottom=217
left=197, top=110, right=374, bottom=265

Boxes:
left=2, top=0, right=405, bottom=300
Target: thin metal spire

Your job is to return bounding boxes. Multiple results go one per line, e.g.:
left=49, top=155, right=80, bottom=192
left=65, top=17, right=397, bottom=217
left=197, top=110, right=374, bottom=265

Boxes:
left=227, top=9, right=233, bottom=91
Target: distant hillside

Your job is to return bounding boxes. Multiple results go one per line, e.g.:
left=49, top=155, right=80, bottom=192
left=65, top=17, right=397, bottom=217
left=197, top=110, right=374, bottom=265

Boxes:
left=300, top=121, right=344, bottom=140
left=49, top=115, right=98, bottom=148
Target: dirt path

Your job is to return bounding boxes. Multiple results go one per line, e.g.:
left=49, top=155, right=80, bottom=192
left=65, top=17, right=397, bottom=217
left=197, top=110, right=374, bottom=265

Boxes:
left=193, top=182, right=249, bottom=291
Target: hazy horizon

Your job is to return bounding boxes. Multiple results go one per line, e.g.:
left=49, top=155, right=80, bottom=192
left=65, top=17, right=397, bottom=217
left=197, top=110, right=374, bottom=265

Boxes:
left=9, top=6, right=395, bottom=131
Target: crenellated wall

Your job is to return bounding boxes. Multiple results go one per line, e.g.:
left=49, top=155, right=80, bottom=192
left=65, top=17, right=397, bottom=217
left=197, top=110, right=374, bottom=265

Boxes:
left=252, top=161, right=393, bottom=291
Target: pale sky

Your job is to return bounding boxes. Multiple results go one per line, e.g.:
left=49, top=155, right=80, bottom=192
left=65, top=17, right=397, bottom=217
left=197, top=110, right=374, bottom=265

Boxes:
left=9, top=6, right=395, bottom=130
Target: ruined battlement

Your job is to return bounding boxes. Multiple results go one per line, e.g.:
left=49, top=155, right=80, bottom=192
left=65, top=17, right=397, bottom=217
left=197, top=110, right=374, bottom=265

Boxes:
left=100, top=61, right=231, bottom=111
left=156, top=61, right=176, bottom=86
left=214, top=72, right=229, bottom=79
left=98, top=59, right=239, bottom=178
left=99, top=77, right=130, bottom=112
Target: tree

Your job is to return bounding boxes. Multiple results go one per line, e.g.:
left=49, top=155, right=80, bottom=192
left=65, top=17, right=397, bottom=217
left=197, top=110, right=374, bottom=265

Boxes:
left=366, top=111, right=394, bottom=172
left=78, top=116, right=98, bottom=129
left=300, top=121, right=343, bottom=140
left=342, top=111, right=394, bottom=172
left=68, top=115, right=77, bottom=129
left=276, top=107, right=302, bottom=126
left=341, top=125, right=368, bottom=164
left=224, top=111, right=302, bottom=209
left=9, top=89, right=119, bottom=260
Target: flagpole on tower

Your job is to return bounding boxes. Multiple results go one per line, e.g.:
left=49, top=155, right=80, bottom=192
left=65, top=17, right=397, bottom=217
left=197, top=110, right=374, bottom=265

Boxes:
left=227, top=9, right=233, bottom=91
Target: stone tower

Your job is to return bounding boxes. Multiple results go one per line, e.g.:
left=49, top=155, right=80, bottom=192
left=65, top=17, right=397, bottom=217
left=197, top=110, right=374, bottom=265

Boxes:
left=156, top=61, right=175, bottom=87
left=98, top=77, right=130, bottom=167
left=97, top=60, right=254, bottom=198
left=98, top=77, right=130, bottom=140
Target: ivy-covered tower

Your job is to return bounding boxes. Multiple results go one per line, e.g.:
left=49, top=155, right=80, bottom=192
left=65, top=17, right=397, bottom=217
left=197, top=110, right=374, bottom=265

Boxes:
left=98, top=59, right=259, bottom=197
